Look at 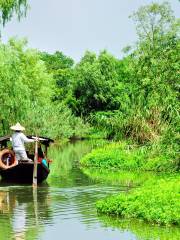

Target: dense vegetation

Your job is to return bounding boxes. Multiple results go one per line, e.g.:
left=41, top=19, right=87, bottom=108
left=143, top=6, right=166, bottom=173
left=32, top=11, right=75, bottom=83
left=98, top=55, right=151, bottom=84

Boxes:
left=96, top=175, right=180, bottom=226
left=79, top=2, right=179, bottom=172
left=81, top=141, right=179, bottom=172
left=0, top=39, right=88, bottom=139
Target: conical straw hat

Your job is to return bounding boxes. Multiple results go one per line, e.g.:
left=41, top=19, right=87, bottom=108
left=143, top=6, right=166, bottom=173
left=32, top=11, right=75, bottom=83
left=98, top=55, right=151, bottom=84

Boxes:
left=10, top=122, right=25, bottom=131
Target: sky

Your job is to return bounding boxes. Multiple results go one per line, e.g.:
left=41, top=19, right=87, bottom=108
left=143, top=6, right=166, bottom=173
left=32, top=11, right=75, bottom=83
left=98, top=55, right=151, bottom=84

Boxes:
left=2, top=0, right=180, bottom=61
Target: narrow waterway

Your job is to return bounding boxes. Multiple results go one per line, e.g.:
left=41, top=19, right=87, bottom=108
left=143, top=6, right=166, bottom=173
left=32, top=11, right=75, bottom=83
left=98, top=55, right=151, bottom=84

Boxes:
left=0, top=140, right=179, bottom=240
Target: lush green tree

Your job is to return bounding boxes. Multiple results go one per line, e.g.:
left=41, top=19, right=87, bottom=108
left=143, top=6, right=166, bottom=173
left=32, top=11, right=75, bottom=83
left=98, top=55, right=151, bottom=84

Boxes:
left=40, top=51, right=74, bottom=72
left=86, top=2, right=179, bottom=143
left=0, top=38, right=53, bottom=134
left=0, top=0, right=28, bottom=33
left=71, top=51, right=103, bottom=115
left=40, top=51, right=74, bottom=102
left=71, top=50, right=126, bottom=116
left=93, top=1, right=180, bottom=143
left=130, top=2, right=175, bottom=42
left=129, top=2, right=179, bottom=134
left=0, top=39, right=88, bottom=139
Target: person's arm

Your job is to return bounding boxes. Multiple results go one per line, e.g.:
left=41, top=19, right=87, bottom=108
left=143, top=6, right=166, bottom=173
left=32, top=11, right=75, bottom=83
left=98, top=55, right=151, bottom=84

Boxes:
left=21, top=133, right=35, bottom=143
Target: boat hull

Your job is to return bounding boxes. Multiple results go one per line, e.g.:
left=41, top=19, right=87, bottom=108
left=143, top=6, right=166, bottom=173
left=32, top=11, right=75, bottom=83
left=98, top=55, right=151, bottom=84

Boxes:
left=0, top=162, right=50, bottom=184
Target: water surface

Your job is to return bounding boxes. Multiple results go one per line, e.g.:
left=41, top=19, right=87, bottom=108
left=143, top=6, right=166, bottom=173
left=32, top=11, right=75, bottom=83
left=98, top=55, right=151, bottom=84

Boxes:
left=0, top=140, right=179, bottom=240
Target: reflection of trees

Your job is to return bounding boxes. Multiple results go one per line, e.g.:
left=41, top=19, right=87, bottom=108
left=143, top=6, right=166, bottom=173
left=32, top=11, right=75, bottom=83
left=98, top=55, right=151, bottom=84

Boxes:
left=98, top=215, right=180, bottom=240
left=48, top=140, right=105, bottom=187
left=82, top=168, right=158, bottom=187
left=0, top=186, right=52, bottom=240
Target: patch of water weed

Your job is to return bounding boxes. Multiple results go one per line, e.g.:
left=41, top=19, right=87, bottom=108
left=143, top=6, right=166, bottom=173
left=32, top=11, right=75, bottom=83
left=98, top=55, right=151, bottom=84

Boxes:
left=96, top=175, right=180, bottom=226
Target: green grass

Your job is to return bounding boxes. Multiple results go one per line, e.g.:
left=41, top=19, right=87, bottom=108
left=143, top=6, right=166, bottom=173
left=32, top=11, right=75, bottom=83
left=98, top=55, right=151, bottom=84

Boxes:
left=96, top=175, right=180, bottom=226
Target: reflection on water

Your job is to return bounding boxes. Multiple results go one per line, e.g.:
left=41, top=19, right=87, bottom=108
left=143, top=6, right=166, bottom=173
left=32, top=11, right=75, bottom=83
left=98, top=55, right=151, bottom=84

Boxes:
left=99, top=215, right=180, bottom=240
left=0, top=186, right=51, bottom=240
left=0, top=140, right=179, bottom=240
left=82, top=168, right=158, bottom=187
left=47, top=139, right=107, bottom=187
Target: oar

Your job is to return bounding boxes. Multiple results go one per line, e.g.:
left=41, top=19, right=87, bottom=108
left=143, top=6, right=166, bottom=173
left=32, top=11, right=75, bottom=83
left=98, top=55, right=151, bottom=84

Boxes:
left=33, top=136, right=38, bottom=187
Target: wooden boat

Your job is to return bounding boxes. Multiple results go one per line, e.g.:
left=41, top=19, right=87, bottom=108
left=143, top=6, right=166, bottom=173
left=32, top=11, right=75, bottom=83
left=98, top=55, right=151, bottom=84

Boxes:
left=0, top=135, right=54, bottom=184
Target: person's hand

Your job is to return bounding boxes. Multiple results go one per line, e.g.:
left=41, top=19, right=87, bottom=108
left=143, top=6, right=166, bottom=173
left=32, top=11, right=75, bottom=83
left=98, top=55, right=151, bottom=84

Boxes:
left=32, top=136, right=39, bottom=142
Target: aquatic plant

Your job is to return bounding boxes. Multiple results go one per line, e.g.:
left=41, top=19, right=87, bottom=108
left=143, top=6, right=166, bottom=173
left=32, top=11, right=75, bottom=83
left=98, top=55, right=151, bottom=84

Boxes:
left=96, top=175, right=180, bottom=226
left=80, top=141, right=178, bottom=172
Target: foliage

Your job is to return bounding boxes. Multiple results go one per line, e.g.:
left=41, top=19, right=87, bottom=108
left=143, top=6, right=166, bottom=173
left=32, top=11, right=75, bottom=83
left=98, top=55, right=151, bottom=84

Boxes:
left=28, top=102, right=89, bottom=140
left=59, top=1, right=179, bottom=149
left=126, top=2, right=179, bottom=144
left=89, top=110, right=161, bottom=142
left=0, top=39, right=88, bottom=140
left=0, top=38, right=52, bottom=134
left=80, top=141, right=179, bottom=172
left=40, top=51, right=74, bottom=102
left=130, top=2, right=175, bottom=41
left=69, top=50, right=125, bottom=116
left=96, top=175, right=180, bottom=226
left=38, top=50, right=90, bottom=139
left=81, top=142, right=147, bottom=170
left=0, top=0, right=28, bottom=31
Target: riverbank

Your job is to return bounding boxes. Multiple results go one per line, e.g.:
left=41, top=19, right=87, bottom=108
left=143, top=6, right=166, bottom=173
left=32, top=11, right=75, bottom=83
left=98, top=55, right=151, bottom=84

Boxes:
left=80, top=141, right=180, bottom=226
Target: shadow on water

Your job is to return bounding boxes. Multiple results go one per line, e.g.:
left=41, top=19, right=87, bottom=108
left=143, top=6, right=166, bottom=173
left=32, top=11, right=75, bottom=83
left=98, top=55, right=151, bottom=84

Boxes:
left=0, top=140, right=179, bottom=240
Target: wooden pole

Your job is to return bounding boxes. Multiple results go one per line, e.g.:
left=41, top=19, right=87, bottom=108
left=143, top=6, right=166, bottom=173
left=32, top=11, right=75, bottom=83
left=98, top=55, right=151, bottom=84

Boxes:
left=33, top=137, right=38, bottom=187
left=44, top=145, right=47, bottom=158
left=33, top=186, right=39, bottom=225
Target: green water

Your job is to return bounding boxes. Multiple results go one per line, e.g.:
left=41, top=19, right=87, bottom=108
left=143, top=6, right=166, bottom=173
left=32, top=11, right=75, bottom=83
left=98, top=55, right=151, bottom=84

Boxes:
left=0, top=140, right=179, bottom=240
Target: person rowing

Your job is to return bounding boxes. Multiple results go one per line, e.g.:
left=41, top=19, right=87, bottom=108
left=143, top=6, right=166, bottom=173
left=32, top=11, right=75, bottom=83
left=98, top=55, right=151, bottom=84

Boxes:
left=10, top=123, right=38, bottom=162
